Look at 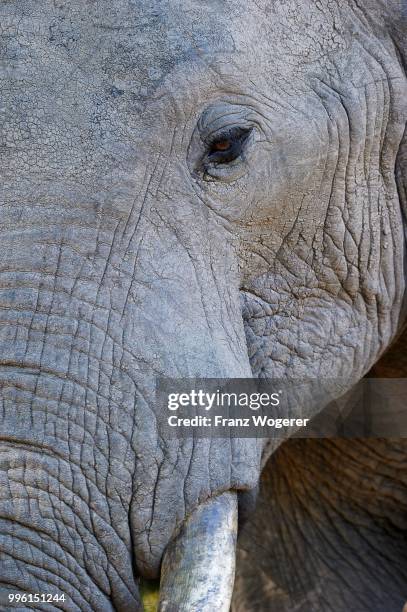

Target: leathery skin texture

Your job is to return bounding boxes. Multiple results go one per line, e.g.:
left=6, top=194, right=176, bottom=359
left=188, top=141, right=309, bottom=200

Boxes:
left=0, top=1, right=406, bottom=610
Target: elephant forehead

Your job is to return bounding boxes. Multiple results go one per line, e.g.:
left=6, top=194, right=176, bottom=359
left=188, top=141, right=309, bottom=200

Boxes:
left=1, top=0, right=347, bottom=196
left=2, top=0, right=346, bottom=88
left=1, top=0, right=242, bottom=142
left=91, top=0, right=241, bottom=96
left=5, top=0, right=240, bottom=82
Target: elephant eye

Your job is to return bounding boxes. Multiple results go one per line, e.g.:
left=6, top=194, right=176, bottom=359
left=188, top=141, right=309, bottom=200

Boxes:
left=212, top=139, right=232, bottom=152
left=207, top=127, right=252, bottom=164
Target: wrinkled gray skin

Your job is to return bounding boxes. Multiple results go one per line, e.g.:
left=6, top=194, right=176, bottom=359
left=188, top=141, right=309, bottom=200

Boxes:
left=0, top=0, right=406, bottom=610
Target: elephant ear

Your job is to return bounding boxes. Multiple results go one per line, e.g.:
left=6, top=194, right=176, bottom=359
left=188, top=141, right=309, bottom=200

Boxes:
left=393, top=0, right=407, bottom=221
left=386, top=0, right=407, bottom=50
left=385, top=0, right=407, bottom=303
left=361, top=1, right=407, bottom=265
left=396, top=118, right=407, bottom=222
left=392, top=2, right=407, bottom=300
left=378, top=0, right=407, bottom=78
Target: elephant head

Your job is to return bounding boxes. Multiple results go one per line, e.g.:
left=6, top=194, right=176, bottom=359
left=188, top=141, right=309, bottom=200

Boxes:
left=0, top=0, right=406, bottom=609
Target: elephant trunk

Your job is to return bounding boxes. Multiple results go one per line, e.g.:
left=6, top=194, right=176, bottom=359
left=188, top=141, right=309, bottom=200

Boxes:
left=158, top=491, right=238, bottom=612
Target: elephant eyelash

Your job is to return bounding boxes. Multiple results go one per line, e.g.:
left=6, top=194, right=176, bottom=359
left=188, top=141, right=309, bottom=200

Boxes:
left=206, top=127, right=252, bottom=164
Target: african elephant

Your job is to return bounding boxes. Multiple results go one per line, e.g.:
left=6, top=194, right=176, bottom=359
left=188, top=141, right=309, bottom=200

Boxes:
left=0, top=0, right=406, bottom=610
